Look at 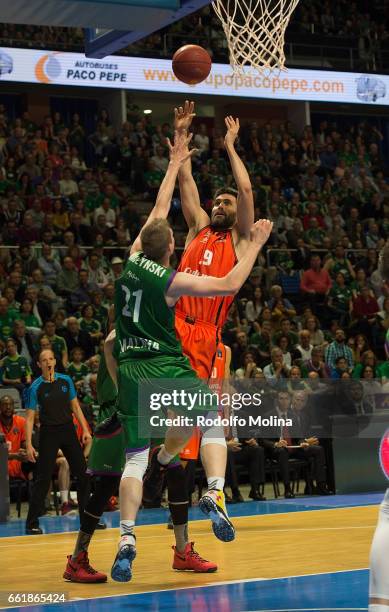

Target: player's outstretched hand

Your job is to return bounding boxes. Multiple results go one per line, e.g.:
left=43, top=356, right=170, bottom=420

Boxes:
left=250, top=219, right=274, bottom=247
left=174, top=100, right=195, bottom=132
left=167, top=131, right=198, bottom=165
left=224, top=115, right=240, bottom=147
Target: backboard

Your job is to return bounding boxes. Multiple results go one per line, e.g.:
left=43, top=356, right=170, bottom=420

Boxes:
left=0, top=0, right=212, bottom=59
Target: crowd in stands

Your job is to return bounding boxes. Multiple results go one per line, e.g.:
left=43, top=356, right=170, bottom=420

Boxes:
left=0, top=98, right=388, bottom=499
left=1, top=1, right=388, bottom=70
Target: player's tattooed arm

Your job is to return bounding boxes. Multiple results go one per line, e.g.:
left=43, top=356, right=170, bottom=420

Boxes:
left=224, top=116, right=254, bottom=241
left=166, top=220, right=273, bottom=303
left=130, top=130, right=197, bottom=255
left=175, top=101, right=210, bottom=241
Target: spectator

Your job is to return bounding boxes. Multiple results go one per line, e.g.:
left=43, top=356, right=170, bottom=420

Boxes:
left=267, top=285, right=296, bottom=323
left=274, top=335, right=292, bottom=369
left=300, top=254, right=332, bottom=318
left=327, top=272, right=353, bottom=326
left=85, top=252, right=109, bottom=289
left=351, top=286, right=380, bottom=340
left=325, top=328, right=354, bottom=371
left=294, top=330, right=314, bottom=361
left=225, top=434, right=266, bottom=503
left=289, top=390, right=331, bottom=494
left=37, top=246, right=62, bottom=289
left=42, top=319, right=68, bottom=369
left=12, top=320, right=35, bottom=366
left=56, top=256, right=80, bottom=298
left=1, top=337, right=32, bottom=396
left=78, top=304, right=102, bottom=345
left=66, top=347, right=90, bottom=384
left=263, top=347, right=289, bottom=383
left=302, top=346, right=330, bottom=378
left=235, top=351, right=260, bottom=379
left=0, top=395, right=30, bottom=480
left=19, top=297, right=40, bottom=328
left=62, top=317, right=94, bottom=359
left=245, top=287, right=265, bottom=323
left=272, top=318, right=298, bottom=351
left=0, top=297, right=16, bottom=342
left=262, top=390, right=295, bottom=498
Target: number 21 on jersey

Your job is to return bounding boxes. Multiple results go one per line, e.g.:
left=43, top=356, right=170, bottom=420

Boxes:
left=121, top=286, right=143, bottom=322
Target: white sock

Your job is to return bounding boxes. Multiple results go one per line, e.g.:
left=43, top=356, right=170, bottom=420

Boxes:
left=207, top=477, right=225, bottom=491
left=369, top=605, right=389, bottom=611
left=157, top=445, right=175, bottom=466
left=119, top=520, right=135, bottom=549
left=60, top=490, right=69, bottom=504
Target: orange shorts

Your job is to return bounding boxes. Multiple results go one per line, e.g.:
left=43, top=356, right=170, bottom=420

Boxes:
left=175, top=312, right=225, bottom=460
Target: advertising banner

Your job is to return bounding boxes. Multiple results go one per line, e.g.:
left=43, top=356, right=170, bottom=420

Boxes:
left=0, top=46, right=388, bottom=105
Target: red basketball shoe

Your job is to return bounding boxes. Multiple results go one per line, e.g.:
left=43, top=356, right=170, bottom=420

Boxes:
left=172, top=542, right=217, bottom=573
left=63, top=551, right=107, bottom=583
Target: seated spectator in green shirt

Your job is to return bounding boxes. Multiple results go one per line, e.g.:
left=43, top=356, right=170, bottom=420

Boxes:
left=1, top=338, right=32, bottom=397
left=0, top=297, right=17, bottom=342
left=78, top=304, right=102, bottom=345
left=352, top=350, right=379, bottom=378
left=42, top=319, right=68, bottom=370
left=67, top=347, right=90, bottom=384
left=19, top=297, right=41, bottom=329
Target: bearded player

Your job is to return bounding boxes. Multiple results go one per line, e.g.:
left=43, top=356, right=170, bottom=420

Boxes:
left=369, top=241, right=389, bottom=612
left=142, top=101, right=259, bottom=549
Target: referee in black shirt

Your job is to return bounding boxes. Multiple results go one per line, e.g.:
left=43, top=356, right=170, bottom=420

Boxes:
left=25, top=348, right=92, bottom=534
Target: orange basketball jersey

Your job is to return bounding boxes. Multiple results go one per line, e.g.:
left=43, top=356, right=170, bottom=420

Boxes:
left=176, top=226, right=237, bottom=326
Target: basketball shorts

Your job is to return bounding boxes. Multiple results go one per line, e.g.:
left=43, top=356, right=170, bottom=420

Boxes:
left=87, top=401, right=126, bottom=476
left=175, top=313, right=225, bottom=460
left=117, top=354, right=217, bottom=452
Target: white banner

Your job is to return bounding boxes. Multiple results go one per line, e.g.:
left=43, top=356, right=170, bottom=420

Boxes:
left=0, top=46, right=388, bottom=105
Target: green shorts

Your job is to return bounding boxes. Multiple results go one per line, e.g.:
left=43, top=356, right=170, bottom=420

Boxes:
left=117, top=354, right=216, bottom=451
left=87, top=402, right=126, bottom=476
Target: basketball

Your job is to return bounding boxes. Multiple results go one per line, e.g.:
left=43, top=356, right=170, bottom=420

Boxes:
left=172, top=44, right=212, bottom=85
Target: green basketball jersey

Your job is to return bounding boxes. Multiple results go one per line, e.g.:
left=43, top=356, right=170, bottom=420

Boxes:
left=114, top=251, right=182, bottom=362
left=97, top=352, right=117, bottom=406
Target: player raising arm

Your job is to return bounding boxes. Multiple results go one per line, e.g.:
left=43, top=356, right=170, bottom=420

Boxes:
left=175, top=100, right=254, bottom=253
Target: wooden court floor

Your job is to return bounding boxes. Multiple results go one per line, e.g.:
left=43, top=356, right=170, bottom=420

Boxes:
left=0, top=505, right=378, bottom=606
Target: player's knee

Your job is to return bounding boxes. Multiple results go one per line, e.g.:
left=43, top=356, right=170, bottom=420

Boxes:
left=200, top=422, right=226, bottom=448
left=122, top=447, right=150, bottom=482
left=57, top=456, right=69, bottom=469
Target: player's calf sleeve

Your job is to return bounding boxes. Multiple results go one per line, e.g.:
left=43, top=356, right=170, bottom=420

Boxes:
left=122, top=447, right=149, bottom=482
left=81, top=475, right=120, bottom=532
left=167, top=464, right=189, bottom=553
left=167, top=464, right=189, bottom=523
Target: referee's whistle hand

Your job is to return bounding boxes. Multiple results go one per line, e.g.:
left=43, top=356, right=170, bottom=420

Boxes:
left=26, top=444, right=38, bottom=463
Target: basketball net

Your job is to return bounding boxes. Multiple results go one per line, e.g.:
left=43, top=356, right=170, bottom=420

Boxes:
left=212, top=0, right=300, bottom=74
